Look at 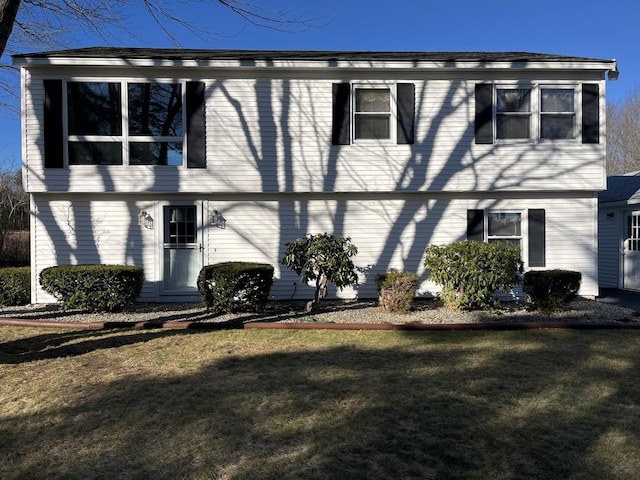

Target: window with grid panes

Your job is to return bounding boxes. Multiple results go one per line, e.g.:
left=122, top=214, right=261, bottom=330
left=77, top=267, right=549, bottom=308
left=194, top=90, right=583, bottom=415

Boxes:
left=487, top=212, right=522, bottom=248
left=354, top=87, right=391, bottom=140
left=540, top=88, right=576, bottom=139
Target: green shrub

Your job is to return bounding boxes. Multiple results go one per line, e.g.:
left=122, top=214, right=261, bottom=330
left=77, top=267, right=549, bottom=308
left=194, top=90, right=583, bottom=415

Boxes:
left=0, top=267, right=30, bottom=306
left=39, top=264, right=144, bottom=312
left=198, top=262, right=274, bottom=313
left=424, top=240, right=522, bottom=310
left=282, top=233, right=358, bottom=312
left=376, top=269, right=418, bottom=313
left=523, top=269, right=582, bottom=312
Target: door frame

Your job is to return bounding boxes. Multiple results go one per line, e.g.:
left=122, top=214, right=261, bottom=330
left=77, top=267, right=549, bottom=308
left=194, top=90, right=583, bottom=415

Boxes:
left=155, top=200, right=206, bottom=298
left=622, top=210, right=640, bottom=291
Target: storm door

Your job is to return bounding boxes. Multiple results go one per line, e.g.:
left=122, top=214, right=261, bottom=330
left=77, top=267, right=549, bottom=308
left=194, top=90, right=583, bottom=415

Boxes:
left=623, top=211, right=640, bottom=291
left=162, top=204, right=203, bottom=293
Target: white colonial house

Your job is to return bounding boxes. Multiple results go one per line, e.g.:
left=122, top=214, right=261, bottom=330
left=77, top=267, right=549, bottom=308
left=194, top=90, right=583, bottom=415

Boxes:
left=13, top=48, right=618, bottom=303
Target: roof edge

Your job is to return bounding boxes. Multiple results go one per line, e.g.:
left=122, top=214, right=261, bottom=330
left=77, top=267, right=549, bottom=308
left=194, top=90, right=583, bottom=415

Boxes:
left=12, top=47, right=617, bottom=70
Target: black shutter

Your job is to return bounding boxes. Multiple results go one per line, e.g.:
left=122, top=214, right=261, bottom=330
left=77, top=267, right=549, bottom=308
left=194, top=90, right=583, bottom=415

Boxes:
left=582, top=84, right=599, bottom=144
left=397, top=83, right=415, bottom=144
left=475, top=84, right=493, bottom=144
left=43, top=79, right=64, bottom=168
left=528, top=209, right=546, bottom=267
left=467, top=209, right=485, bottom=241
left=186, top=81, right=206, bottom=168
left=332, top=83, right=350, bottom=145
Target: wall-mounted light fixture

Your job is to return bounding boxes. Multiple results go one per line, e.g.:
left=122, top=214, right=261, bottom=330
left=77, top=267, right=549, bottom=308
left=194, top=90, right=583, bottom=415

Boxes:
left=138, top=210, right=154, bottom=229
left=210, top=209, right=226, bottom=229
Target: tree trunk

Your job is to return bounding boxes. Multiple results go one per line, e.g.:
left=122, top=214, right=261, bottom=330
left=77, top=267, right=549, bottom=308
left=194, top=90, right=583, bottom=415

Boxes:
left=0, top=0, right=21, bottom=57
left=305, top=273, right=328, bottom=313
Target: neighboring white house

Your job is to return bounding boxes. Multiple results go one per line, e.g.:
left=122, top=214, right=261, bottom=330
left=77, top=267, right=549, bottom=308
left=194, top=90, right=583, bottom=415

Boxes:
left=599, top=172, right=640, bottom=291
left=13, top=48, right=618, bottom=303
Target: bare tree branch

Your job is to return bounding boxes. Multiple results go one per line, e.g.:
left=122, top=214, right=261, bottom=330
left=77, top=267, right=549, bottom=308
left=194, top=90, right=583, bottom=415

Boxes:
left=0, top=0, right=334, bottom=114
left=607, top=88, right=640, bottom=175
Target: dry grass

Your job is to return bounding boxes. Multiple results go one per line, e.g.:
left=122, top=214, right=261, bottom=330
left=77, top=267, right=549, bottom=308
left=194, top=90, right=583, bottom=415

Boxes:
left=1, top=326, right=640, bottom=479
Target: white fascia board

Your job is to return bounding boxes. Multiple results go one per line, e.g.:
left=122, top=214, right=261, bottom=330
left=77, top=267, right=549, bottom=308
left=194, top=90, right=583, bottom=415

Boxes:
left=13, top=56, right=617, bottom=72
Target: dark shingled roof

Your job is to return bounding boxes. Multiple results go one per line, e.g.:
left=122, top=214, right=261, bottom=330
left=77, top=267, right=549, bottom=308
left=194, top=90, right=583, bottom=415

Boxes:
left=600, top=173, right=640, bottom=204
left=13, top=47, right=612, bottom=64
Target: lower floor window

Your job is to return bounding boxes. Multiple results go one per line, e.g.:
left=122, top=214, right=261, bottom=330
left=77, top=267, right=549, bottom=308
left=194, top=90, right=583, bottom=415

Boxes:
left=487, top=212, right=522, bottom=248
left=467, top=208, right=545, bottom=267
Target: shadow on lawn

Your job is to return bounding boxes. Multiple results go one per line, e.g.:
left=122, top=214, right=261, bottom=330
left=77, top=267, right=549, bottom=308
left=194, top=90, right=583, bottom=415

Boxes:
left=0, top=329, right=192, bottom=364
left=1, top=329, right=639, bottom=479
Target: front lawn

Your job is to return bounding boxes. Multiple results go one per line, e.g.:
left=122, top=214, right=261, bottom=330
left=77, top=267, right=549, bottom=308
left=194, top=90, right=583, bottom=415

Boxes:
left=1, top=327, right=639, bottom=479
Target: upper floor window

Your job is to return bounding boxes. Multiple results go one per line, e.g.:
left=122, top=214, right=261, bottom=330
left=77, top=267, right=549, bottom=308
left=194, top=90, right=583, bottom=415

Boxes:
left=67, top=82, right=123, bottom=165
left=354, top=87, right=392, bottom=140
left=43, top=79, right=205, bottom=169
left=540, top=88, right=575, bottom=139
left=495, top=86, right=576, bottom=142
left=496, top=88, right=531, bottom=140
left=66, top=81, right=184, bottom=166
left=475, top=83, right=595, bottom=145
left=332, top=82, right=415, bottom=145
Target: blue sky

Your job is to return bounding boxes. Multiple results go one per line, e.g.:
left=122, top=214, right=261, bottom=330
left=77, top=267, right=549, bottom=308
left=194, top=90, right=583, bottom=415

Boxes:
left=1, top=0, right=638, bottom=168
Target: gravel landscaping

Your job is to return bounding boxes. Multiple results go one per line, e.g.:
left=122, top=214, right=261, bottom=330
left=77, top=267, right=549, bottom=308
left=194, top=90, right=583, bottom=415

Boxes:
left=2, top=297, right=639, bottom=327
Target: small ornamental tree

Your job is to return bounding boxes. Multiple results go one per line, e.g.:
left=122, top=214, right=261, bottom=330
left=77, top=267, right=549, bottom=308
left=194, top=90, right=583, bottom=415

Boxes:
left=282, top=233, right=359, bottom=312
left=424, top=240, right=522, bottom=310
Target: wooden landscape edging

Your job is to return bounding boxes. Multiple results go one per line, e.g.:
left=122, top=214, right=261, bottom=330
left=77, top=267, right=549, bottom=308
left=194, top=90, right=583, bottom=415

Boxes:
left=3, top=318, right=640, bottom=331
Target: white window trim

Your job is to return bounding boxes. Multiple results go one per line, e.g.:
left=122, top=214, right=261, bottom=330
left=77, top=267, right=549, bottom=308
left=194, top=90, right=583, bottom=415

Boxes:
left=486, top=209, right=529, bottom=265
left=539, top=86, right=578, bottom=141
left=495, top=86, right=533, bottom=144
left=494, top=83, right=580, bottom=144
left=63, top=78, right=187, bottom=167
left=351, top=83, right=397, bottom=144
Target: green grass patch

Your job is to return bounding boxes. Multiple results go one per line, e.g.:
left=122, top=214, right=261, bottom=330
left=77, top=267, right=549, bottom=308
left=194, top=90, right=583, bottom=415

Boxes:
left=1, top=327, right=640, bottom=479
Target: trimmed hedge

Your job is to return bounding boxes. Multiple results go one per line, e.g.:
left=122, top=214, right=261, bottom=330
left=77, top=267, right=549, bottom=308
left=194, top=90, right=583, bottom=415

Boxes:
left=39, top=264, right=144, bottom=312
left=424, top=240, right=522, bottom=310
left=0, top=267, right=30, bottom=306
left=376, top=269, right=418, bottom=313
left=523, top=269, right=582, bottom=312
left=198, top=262, right=274, bottom=313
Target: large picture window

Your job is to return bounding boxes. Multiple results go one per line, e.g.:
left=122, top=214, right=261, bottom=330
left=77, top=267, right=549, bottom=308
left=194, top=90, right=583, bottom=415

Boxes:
left=66, top=81, right=184, bottom=166
left=128, top=83, right=183, bottom=166
left=67, top=82, right=123, bottom=165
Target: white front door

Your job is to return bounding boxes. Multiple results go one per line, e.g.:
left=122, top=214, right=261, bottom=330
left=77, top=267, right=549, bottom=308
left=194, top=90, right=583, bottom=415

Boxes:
left=162, top=203, right=204, bottom=294
left=623, top=211, right=640, bottom=291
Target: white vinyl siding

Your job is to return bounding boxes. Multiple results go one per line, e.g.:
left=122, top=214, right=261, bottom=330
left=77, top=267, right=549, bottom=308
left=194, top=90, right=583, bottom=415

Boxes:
left=20, top=59, right=606, bottom=303
left=22, top=70, right=606, bottom=195
left=28, top=193, right=599, bottom=303
left=30, top=194, right=158, bottom=303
